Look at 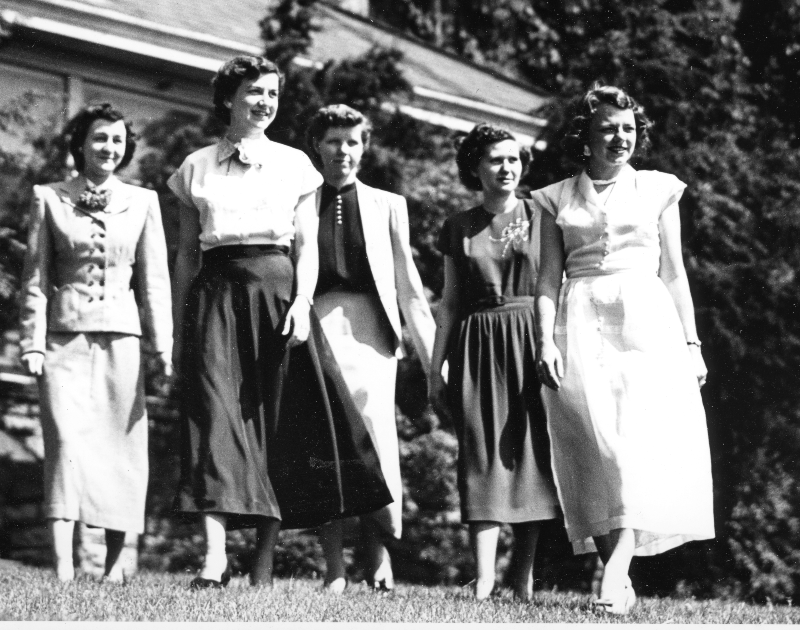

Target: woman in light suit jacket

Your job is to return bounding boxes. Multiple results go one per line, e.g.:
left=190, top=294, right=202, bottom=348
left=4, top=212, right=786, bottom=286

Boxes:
left=307, top=104, right=436, bottom=592
left=19, top=103, right=172, bottom=582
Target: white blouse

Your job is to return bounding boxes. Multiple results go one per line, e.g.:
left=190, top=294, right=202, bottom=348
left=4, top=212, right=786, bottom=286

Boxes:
left=168, top=137, right=323, bottom=251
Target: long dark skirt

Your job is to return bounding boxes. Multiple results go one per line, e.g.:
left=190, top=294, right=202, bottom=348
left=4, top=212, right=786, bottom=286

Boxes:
left=174, top=245, right=392, bottom=530
left=447, top=300, right=559, bottom=523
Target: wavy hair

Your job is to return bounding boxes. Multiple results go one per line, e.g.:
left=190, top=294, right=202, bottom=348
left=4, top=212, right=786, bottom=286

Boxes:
left=455, top=123, right=530, bottom=191
left=305, top=104, right=372, bottom=167
left=212, top=55, right=283, bottom=125
left=65, top=103, right=137, bottom=173
left=561, top=84, right=652, bottom=165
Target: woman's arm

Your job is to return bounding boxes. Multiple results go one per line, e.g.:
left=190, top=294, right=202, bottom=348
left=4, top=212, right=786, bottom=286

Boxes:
left=283, top=190, right=318, bottom=346
left=134, top=191, right=173, bottom=377
left=172, top=201, right=202, bottom=370
left=428, top=255, right=460, bottom=413
left=19, top=186, right=53, bottom=376
left=389, top=196, right=436, bottom=376
left=658, top=203, right=707, bottom=387
left=535, top=209, right=566, bottom=390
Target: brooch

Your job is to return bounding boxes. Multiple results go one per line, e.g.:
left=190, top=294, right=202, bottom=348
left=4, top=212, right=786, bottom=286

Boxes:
left=77, top=188, right=112, bottom=212
left=491, top=218, right=530, bottom=256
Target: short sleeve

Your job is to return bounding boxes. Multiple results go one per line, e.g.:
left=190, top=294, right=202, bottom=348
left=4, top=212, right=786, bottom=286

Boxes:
left=298, top=153, right=323, bottom=197
left=529, top=181, right=562, bottom=218
left=436, top=216, right=456, bottom=257
left=637, top=170, right=687, bottom=216
left=661, top=173, right=687, bottom=213
left=167, top=157, right=195, bottom=208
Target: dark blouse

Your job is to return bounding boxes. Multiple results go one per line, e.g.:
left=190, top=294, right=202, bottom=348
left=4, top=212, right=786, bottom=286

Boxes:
left=316, top=181, right=376, bottom=296
left=436, top=199, right=539, bottom=317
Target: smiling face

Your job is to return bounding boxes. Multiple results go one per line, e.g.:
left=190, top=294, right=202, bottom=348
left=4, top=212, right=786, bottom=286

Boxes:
left=225, top=72, right=279, bottom=134
left=81, top=118, right=127, bottom=183
left=317, top=124, right=365, bottom=187
left=587, top=102, right=637, bottom=177
left=474, top=139, right=522, bottom=196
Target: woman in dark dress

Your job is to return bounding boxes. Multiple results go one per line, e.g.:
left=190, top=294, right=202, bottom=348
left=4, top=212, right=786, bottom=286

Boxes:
left=429, top=123, right=559, bottom=600
left=170, top=56, right=390, bottom=589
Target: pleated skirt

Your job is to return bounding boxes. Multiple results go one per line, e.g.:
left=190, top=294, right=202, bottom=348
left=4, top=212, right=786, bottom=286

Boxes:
left=447, top=299, right=559, bottom=523
left=174, top=245, right=392, bottom=530
left=40, top=332, right=147, bottom=533
left=315, top=290, right=402, bottom=538
left=543, top=272, right=715, bottom=555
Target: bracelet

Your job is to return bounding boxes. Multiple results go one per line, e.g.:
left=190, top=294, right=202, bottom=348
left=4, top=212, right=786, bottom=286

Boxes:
left=686, top=340, right=702, bottom=347
left=295, top=293, right=314, bottom=306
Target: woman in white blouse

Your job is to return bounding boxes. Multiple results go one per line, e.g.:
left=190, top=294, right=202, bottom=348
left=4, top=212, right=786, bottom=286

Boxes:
left=169, top=56, right=391, bottom=589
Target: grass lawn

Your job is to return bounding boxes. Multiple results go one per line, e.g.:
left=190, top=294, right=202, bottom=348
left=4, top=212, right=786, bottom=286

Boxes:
left=0, top=560, right=796, bottom=623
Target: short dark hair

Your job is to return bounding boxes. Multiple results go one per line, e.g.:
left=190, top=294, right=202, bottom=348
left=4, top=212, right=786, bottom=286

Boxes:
left=65, top=103, right=136, bottom=173
left=455, top=123, right=531, bottom=191
left=305, top=104, right=372, bottom=167
left=562, top=84, right=652, bottom=165
left=212, top=55, right=283, bottom=125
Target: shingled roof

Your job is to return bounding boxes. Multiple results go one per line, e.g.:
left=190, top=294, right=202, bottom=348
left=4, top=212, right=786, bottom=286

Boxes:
left=1, top=0, right=551, bottom=138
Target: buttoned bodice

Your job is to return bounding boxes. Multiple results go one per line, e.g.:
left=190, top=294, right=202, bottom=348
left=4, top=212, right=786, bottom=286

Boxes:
left=19, top=178, right=173, bottom=355
left=531, top=166, right=686, bottom=279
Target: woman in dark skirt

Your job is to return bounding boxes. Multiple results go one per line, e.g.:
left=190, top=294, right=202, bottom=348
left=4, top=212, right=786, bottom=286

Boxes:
left=169, top=55, right=391, bottom=588
left=429, top=123, right=559, bottom=600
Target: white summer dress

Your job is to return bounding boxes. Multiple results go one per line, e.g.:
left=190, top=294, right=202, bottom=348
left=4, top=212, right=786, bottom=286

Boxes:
left=531, top=165, right=715, bottom=556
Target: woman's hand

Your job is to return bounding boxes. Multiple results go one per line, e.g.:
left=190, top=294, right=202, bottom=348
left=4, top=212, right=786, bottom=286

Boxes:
left=283, top=296, right=311, bottom=347
left=537, top=342, right=564, bottom=391
left=689, top=345, right=708, bottom=388
left=428, top=371, right=448, bottom=417
left=21, top=352, right=44, bottom=376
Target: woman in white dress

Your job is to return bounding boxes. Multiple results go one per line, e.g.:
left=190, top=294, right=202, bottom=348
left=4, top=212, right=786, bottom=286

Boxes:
left=534, top=85, right=715, bottom=615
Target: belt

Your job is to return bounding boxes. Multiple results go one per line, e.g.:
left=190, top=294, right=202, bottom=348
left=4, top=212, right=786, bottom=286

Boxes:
left=203, top=244, right=290, bottom=264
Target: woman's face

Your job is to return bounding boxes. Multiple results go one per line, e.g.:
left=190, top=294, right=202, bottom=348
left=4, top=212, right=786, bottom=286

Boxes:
left=474, top=139, right=522, bottom=195
left=587, top=102, right=637, bottom=173
left=317, top=124, right=365, bottom=185
left=82, top=118, right=127, bottom=181
left=225, top=72, right=279, bottom=131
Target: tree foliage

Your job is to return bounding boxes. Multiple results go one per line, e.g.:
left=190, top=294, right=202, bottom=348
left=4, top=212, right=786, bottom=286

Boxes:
left=373, top=0, right=800, bottom=601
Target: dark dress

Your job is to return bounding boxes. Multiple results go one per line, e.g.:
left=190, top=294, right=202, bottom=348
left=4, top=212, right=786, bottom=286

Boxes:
left=437, top=200, right=559, bottom=523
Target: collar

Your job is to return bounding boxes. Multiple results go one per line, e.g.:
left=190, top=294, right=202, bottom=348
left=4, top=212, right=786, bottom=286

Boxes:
left=56, top=175, right=131, bottom=217
left=322, top=180, right=357, bottom=196
left=217, top=135, right=271, bottom=166
left=578, top=164, right=635, bottom=207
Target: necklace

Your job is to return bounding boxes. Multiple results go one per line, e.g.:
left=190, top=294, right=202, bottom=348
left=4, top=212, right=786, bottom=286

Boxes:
left=591, top=177, right=617, bottom=186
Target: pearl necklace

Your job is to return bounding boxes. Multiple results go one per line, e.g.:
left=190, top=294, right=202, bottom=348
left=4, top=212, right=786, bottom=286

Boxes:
left=591, top=177, right=617, bottom=186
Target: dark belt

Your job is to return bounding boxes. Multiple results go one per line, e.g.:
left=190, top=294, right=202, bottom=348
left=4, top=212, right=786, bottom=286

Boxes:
left=203, top=244, right=290, bottom=264
left=465, top=295, right=535, bottom=315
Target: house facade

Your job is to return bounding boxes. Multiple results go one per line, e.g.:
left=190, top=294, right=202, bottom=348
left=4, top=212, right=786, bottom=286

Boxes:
left=0, top=0, right=551, bottom=165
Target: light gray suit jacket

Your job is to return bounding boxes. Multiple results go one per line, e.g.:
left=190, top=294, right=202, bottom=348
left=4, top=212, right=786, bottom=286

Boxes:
left=316, top=179, right=435, bottom=372
left=19, top=177, right=173, bottom=356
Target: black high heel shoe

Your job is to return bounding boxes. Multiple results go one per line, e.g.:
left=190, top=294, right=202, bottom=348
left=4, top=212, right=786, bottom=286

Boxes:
left=189, top=569, right=231, bottom=590
left=370, top=578, right=394, bottom=593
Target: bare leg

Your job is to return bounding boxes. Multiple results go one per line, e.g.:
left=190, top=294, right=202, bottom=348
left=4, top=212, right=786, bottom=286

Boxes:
left=103, top=529, right=126, bottom=582
left=50, top=519, right=75, bottom=582
left=507, top=521, right=542, bottom=601
left=593, top=528, right=636, bottom=615
left=320, top=520, right=347, bottom=592
left=362, top=518, right=393, bottom=589
left=199, top=513, right=228, bottom=580
left=470, top=521, right=500, bottom=600
left=251, top=517, right=281, bottom=586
